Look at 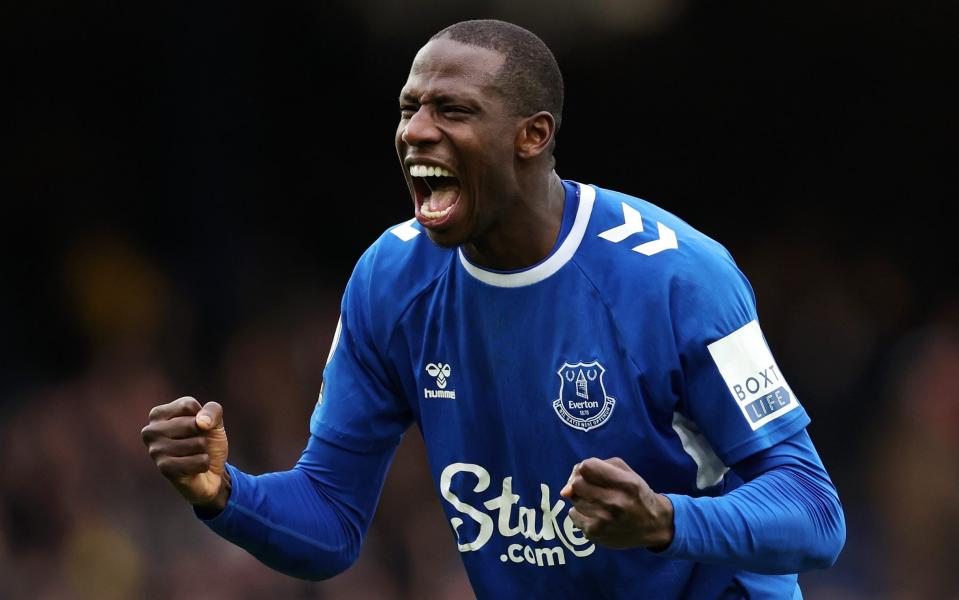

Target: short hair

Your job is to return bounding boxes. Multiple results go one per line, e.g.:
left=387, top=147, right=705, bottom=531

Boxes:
left=431, top=20, right=564, bottom=132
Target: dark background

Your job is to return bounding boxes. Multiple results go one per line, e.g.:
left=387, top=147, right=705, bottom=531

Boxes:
left=1, top=1, right=956, bottom=597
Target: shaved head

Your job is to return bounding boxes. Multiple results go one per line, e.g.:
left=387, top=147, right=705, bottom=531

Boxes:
left=431, top=20, right=564, bottom=133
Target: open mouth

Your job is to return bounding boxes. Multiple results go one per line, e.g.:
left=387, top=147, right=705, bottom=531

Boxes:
left=410, top=164, right=461, bottom=222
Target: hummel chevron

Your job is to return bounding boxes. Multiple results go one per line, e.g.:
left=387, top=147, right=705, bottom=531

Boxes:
left=598, top=202, right=678, bottom=256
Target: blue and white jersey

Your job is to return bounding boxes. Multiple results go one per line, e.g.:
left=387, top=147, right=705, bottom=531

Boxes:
left=311, top=180, right=810, bottom=598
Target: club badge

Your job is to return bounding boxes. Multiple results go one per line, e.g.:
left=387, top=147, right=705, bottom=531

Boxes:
left=552, top=361, right=616, bottom=432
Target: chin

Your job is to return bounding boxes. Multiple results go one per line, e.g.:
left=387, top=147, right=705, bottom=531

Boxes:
left=424, top=228, right=465, bottom=249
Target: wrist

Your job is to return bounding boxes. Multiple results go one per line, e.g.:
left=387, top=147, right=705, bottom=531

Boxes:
left=194, top=468, right=232, bottom=516
left=648, top=493, right=675, bottom=551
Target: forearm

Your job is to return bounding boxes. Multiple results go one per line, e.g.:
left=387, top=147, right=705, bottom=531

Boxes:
left=198, top=434, right=397, bottom=580
left=659, top=431, right=846, bottom=574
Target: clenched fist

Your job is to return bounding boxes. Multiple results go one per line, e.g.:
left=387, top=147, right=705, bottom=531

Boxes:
left=141, top=396, right=230, bottom=511
left=560, top=457, right=675, bottom=550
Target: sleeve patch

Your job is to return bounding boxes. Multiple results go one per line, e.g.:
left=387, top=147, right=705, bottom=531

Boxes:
left=706, top=320, right=798, bottom=431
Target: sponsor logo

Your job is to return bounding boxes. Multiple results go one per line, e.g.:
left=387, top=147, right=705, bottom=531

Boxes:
left=552, top=361, right=616, bottom=432
left=731, top=365, right=793, bottom=424
left=424, top=362, right=456, bottom=399
left=707, top=320, right=798, bottom=430
left=440, top=462, right=595, bottom=568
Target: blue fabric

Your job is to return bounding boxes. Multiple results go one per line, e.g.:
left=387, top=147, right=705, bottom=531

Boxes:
left=663, top=429, right=845, bottom=592
left=200, top=182, right=843, bottom=597
left=200, top=435, right=397, bottom=580
left=200, top=429, right=843, bottom=596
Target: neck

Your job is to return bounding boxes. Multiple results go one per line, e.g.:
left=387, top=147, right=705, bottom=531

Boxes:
left=462, top=170, right=566, bottom=271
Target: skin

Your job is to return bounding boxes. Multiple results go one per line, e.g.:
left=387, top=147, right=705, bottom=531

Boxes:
left=396, top=37, right=565, bottom=270
left=560, top=458, right=675, bottom=550
left=143, top=35, right=675, bottom=548
left=141, top=397, right=230, bottom=511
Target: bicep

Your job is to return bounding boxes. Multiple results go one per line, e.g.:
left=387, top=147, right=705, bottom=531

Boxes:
left=732, top=429, right=830, bottom=482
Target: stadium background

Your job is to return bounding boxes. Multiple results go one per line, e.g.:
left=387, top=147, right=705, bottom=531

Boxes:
left=1, top=0, right=956, bottom=597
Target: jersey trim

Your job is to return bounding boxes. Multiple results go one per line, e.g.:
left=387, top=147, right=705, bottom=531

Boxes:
left=672, top=412, right=729, bottom=489
left=456, top=182, right=595, bottom=288
left=389, top=219, right=421, bottom=241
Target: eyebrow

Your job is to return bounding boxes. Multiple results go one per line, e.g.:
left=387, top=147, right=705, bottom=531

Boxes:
left=399, top=91, right=481, bottom=107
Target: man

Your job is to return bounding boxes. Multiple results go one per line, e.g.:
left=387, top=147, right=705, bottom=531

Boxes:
left=142, top=20, right=845, bottom=598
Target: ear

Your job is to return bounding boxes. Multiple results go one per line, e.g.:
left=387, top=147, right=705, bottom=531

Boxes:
left=515, top=111, right=556, bottom=160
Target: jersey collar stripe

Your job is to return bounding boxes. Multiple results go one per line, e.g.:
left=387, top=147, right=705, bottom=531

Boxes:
left=457, top=182, right=596, bottom=288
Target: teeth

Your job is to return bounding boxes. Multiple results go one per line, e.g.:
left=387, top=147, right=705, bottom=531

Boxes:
left=410, top=164, right=454, bottom=178
left=421, top=203, right=453, bottom=219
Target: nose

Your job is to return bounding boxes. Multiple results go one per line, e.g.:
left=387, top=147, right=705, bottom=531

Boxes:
left=401, top=106, right=442, bottom=146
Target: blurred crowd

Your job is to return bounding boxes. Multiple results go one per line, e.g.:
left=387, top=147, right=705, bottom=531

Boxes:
left=0, top=235, right=472, bottom=599
left=1, top=231, right=956, bottom=599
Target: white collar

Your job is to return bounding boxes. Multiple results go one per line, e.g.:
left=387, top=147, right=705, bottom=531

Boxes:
left=457, top=182, right=595, bottom=288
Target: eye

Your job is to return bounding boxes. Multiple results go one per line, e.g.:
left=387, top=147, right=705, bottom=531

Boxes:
left=399, top=105, right=417, bottom=119
left=441, top=105, right=471, bottom=117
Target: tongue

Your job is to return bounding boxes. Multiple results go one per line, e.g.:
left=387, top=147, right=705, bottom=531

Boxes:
left=428, top=185, right=460, bottom=212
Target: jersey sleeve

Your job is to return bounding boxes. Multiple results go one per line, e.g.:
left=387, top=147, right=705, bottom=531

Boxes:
left=671, top=244, right=810, bottom=466
left=310, top=249, right=413, bottom=451
left=197, top=433, right=399, bottom=580
left=660, top=430, right=846, bottom=574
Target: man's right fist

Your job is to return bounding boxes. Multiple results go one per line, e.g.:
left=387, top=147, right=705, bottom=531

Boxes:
left=141, top=396, right=230, bottom=511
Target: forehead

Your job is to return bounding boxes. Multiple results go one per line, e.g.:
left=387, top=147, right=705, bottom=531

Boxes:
left=401, top=38, right=506, bottom=98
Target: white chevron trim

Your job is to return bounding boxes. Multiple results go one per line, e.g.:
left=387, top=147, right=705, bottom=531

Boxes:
left=598, top=202, right=644, bottom=242
left=632, top=222, right=678, bottom=256
left=390, top=219, right=421, bottom=242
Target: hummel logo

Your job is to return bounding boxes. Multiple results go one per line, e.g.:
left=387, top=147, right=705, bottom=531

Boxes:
left=426, top=363, right=452, bottom=388
left=424, top=363, right=456, bottom=399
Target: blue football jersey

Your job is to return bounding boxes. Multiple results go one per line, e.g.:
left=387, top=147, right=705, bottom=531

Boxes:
left=312, top=180, right=810, bottom=598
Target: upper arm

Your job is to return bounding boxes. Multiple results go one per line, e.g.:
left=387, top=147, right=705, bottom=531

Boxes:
left=310, top=250, right=413, bottom=452
left=671, top=246, right=810, bottom=466
left=732, top=429, right=831, bottom=483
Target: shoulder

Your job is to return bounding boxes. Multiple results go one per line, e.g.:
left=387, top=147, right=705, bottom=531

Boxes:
left=356, top=218, right=450, bottom=281
left=573, top=183, right=756, bottom=348
left=578, top=183, right=749, bottom=293
left=344, top=219, right=451, bottom=335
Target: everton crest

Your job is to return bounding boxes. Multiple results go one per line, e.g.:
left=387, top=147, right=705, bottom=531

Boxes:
left=553, top=361, right=616, bottom=432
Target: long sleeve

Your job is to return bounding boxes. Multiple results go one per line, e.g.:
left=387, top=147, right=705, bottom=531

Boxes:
left=197, top=433, right=398, bottom=580
left=659, top=429, right=846, bottom=574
